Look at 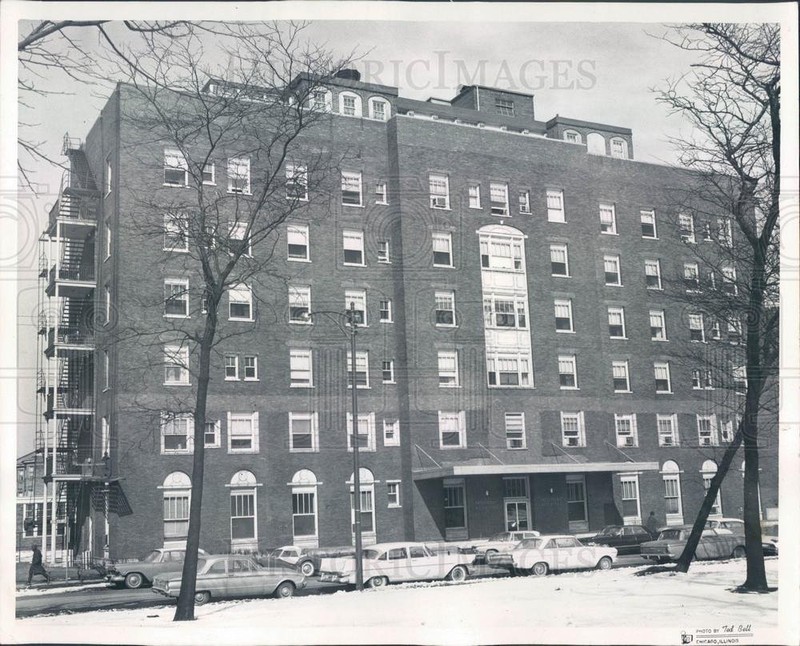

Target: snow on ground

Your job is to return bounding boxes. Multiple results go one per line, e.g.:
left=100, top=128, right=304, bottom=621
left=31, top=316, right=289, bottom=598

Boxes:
left=14, top=582, right=108, bottom=597
left=11, top=560, right=784, bottom=645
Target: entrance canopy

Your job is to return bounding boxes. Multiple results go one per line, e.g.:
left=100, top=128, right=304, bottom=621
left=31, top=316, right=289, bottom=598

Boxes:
left=412, top=461, right=659, bottom=481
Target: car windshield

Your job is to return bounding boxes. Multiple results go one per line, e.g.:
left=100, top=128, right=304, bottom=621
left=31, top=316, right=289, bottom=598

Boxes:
left=141, top=550, right=162, bottom=562
left=658, top=529, right=684, bottom=540
left=362, top=549, right=381, bottom=560
left=489, top=532, right=510, bottom=541
left=597, top=526, right=621, bottom=536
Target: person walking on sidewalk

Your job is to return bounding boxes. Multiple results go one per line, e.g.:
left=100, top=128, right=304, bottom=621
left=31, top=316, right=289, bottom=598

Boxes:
left=27, top=544, right=51, bottom=586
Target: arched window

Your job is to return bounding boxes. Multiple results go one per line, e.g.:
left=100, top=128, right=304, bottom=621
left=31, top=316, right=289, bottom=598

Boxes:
left=291, top=469, right=319, bottom=548
left=348, top=468, right=376, bottom=545
left=610, top=137, right=629, bottom=159
left=700, top=460, right=723, bottom=516
left=229, top=470, right=258, bottom=550
left=586, top=132, right=606, bottom=155
left=661, top=460, right=683, bottom=525
left=161, top=471, right=191, bottom=545
left=563, top=130, right=582, bottom=144
left=368, top=97, right=390, bottom=121
left=338, top=91, right=363, bottom=117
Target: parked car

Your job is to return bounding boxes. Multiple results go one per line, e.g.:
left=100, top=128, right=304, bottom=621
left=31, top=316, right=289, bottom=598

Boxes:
left=106, top=548, right=209, bottom=589
left=260, top=545, right=356, bottom=576
left=316, top=541, right=474, bottom=588
left=706, top=517, right=778, bottom=556
left=463, top=530, right=541, bottom=557
left=762, top=522, right=778, bottom=555
left=152, top=554, right=305, bottom=605
left=641, top=526, right=746, bottom=562
left=487, top=534, right=617, bottom=576
left=581, top=525, right=655, bottom=555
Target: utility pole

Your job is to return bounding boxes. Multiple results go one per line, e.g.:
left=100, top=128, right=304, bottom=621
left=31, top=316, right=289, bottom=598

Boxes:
left=348, top=301, right=364, bottom=590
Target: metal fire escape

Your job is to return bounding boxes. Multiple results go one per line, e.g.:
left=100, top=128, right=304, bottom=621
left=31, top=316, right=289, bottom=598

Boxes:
left=35, top=134, right=128, bottom=565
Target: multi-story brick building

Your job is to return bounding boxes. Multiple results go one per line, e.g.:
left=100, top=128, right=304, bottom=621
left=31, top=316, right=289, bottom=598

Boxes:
left=36, top=68, right=778, bottom=561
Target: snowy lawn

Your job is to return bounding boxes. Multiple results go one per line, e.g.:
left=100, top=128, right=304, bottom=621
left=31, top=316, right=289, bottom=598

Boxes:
left=12, top=559, right=784, bottom=645
left=15, top=582, right=109, bottom=597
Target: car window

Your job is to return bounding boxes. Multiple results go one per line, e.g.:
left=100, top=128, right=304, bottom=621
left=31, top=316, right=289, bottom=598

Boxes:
left=489, top=532, right=509, bottom=541
left=232, top=559, right=256, bottom=573
left=207, top=561, right=227, bottom=574
left=409, top=546, right=427, bottom=558
left=142, top=550, right=162, bottom=563
left=387, top=548, right=407, bottom=560
left=362, top=549, right=380, bottom=560
left=634, top=527, right=649, bottom=536
left=659, top=529, right=683, bottom=540
left=168, top=551, right=185, bottom=562
left=519, top=538, right=542, bottom=550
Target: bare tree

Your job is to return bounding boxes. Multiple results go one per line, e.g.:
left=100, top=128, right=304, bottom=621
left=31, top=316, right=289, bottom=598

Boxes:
left=654, top=23, right=779, bottom=591
left=98, top=22, right=355, bottom=620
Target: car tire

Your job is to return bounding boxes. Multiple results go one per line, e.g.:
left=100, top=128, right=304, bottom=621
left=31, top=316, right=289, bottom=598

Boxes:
left=596, top=556, right=613, bottom=571
left=532, top=562, right=549, bottom=577
left=124, top=572, right=145, bottom=589
left=732, top=546, right=746, bottom=559
left=447, top=565, right=467, bottom=582
left=194, top=590, right=211, bottom=605
left=366, top=576, right=389, bottom=589
left=275, top=581, right=296, bottom=599
left=485, top=549, right=497, bottom=557
left=299, top=560, right=315, bottom=577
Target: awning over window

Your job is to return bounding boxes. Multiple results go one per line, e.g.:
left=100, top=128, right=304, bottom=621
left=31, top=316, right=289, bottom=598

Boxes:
left=412, top=461, right=659, bottom=481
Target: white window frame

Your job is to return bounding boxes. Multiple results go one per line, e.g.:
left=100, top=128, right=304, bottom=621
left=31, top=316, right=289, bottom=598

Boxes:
left=468, top=183, right=481, bottom=209
left=649, top=310, right=668, bottom=341
left=697, top=415, right=718, bottom=447
left=561, top=411, right=586, bottom=447
left=429, top=173, right=450, bottom=210
left=607, top=306, right=627, bottom=339
left=347, top=412, right=376, bottom=452
left=688, top=313, right=706, bottom=343
left=377, top=239, right=390, bottom=263
left=227, top=157, right=251, bottom=195
left=438, top=411, right=466, bottom=449
left=379, top=299, right=393, bottom=322
left=163, top=148, right=188, bottom=187
left=227, top=412, right=259, bottom=453
left=288, top=285, right=311, bottom=324
left=620, top=475, right=641, bottom=525
left=375, top=182, right=388, bottom=205
left=604, top=255, right=622, bottom=286
left=615, top=413, right=638, bottom=447
left=382, top=359, right=395, bottom=384
left=701, top=461, right=723, bottom=515
left=432, top=231, right=453, bottom=267
left=387, top=481, right=402, bottom=508
left=610, top=138, right=628, bottom=159
left=612, top=360, right=631, bottom=393
left=483, top=294, right=529, bottom=330
left=164, top=344, right=190, bottom=385
left=369, top=97, right=390, bottom=121
left=657, top=414, right=679, bottom=447
left=679, top=213, right=695, bottom=243
left=338, top=91, right=363, bottom=117
left=345, top=289, right=367, bottom=326
left=229, top=478, right=258, bottom=545
left=287, top=224, right=310, bottom=262
left=599, top=203, right=617, bottom=234
left=343, top=229, right=365, bottom=266
left=479, top=233, right=524, bottom=272
left=546, top=189, right=565, bottom=223
left=718, top=217, right=733, bottom=247
left=228, top=284, right=253, bottom=321
left=722, top=266, right=738, bottom=295
left=161, top=413, right=194, bottom=454
left=563, top=130, right=582, bottom=144
left=518, top=190, right=531, bottom=214
left=243, top=355, right=258, bottom=381
left=347, top=350, right=370, bottom=389
left=229, top=221, right=252, bottom=257
left=383, top=419, right=400, bottom=447
left=341, top=171, right=363, bottom=206
left=434, top=290, right=456, bottom=327
left=437, top=350, right=459, bottom=388
left=684, top=262, right=700, bottom=291
left=224, top=354, right=239, bottom=381
left=204, top=419, right=221, bottom=448
left=489, top=182, right=509, bottom=216
left=105, top=222, right=112, bottom=260
left=290, top=349, right=313, bottom=388
left=289, top=412, right=319, bottom=452
left=661, top=461, right=684, bottom=524
left=645, top=259, right=662, bottom=290
left=163, top=213, right=188, bottom=252
left=550, top=244, right=569, bottom=277
left=505, top=412, right=526, bottom=450
left=202, top=162, right=215, bottom=186
left=554, top=298, right=574, bottom=333
left=105, top=157, right=113, bottom=195
left=654, top=361, right=672, bottom=393
left=487, top=352, right=533, bottom=388
left=558, top=354, right=578, bottom=390
left=285, top=163, right=308, bottom=201
left=164, top=278, right=190, bottom=318
left=640, top=209, right=657, bottom=238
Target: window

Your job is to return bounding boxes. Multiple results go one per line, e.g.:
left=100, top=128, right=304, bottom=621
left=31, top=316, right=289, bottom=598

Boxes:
left=615, top=414, right=638, bottom=447
left=228, top=412, right=259, bottom=452
left=688, top=313, right=705, bottom=342
left=375, top=182, right=388, bottom=204
left=487, top=353, right=532, bottom=387
left=495, top=98, right=514, bottom=116
left=105, top=222, right=112, bottom=260
left=228, top=284, right=253, bottom=321
left=204, top=420, right=221, bottom=448
left=164, top=149, right=188, bottom=186
left=728, top=317, right=743, bottom=344
left=679, top=213, right=695, bottom=243
left=612, top=361, right=631, bottom=392
left=227, top=157, right=250, bottom=194
left=554, top=299, right=574, bottom=332
left=289, top=412, right=318, bottom=452
left=640, top=209, right=657, bottom=238
left=654, top=362, right=672, bottom=393
left=202, top=162, right=215, bottom=185
left=164, top=213, right=188, bottom=252
left=697, top=415, right=718, bottom=447
left=662, top=461, right=683, bottom=523
left=649, top=310, right=667, bottom=341
left=383, top=419, right=400, bottom=446
left=379, top=299, right=392, bottom=322
left=658, top=414, right=679, bottom=446
left=291, top=470, right=319, bottom=543
left=164, top=278, right=189, bottom=317
left=431, top=291, right=457, bottom=328
left=710, top=318, right=722, bottom=340
left=604, top=255, right=621, bottom=286
left=343, top=230, right=365, bottom=265
left=377, top=240, right=390, bottom=263
left=546, top=189, right=565, bottom=222
left=230, top=475, right=257, bottom=543
left=310, top=88, right=332, bottom=112
left=345, top=289, right=367, bottom=326
left=438, top=351, right=459, bottom=387
left=443, top=479, right=466, bottom=530
left=718, top=217, right=733, bottom=247
left=227, top=221, right=252, bottom=257
left=439, top=411, right=466, bottom=448
left=518, top=191, right=531, bottom=214
left=382, top=360, right=395, bottom=384
left=702, top=222, right=713, bottom=242
left=733, top=366, right=747, bottom=394
left=683, top=262, right=700, bottom=291
left=558, top=355, right=578, bottom=389
left=505, top=413, right=526, bottom=449
left=701, top=461, right=723, bottom=515
left=480, top=235, right=524, bottom=271
left=644, top=259, right=662, bottom=289
left=290, top=349, right=313, bottom=387
left=489, top=182, right=509, bottom=216
left=105, top=157, right=113, bottom=195
left=341, top=171, right=363, bottom=206
left=692, top=369, right=713, bottom=390
left=103, top=351, right=109, bottom=390
left=387, top=481, right=401, bottom=507
left=285, top=163, right=308, bottom=201
left=161, top=414, right=193, bottom=453
left=347, top=350, right=369, bottom=388
left=720, top=417, right=736, bottom=443
left=287, top=224, right=310, bottom=261
left=164, top=344, right=190, bottom=385
left=163, top=472, right=191, bottom=539
left=289, top=286, right=311, bottom=323
left=105, top=285, right=111, bottom=325
left=339, top=92, right=362, bottom=117
left=243, top=355, right=258, bottom=381
left=347, top=413, right=376, bottom=451
left=483, top=295, right=528, bottom=329
left=224, top=354, right=239, bottom=380
left=620, top=475, right=641, bottom=523
left=561, top=412, right=585, bottom=447
left=610, top=138, right=628, bottom=159
left=564, top=130, right=582, bottom=143
left=599, top=203, right=617, bottom=234
left=550, top=244, right=569, bottom=276
left=429, top=173, right=450, bottom=209
left=468, top=184, right=481, bottom=209
left=432, top=231, right=453, bottom=267
left=722, top=267, right=737, bottom=295
left=607, top=307, right=627, bottom=339
left=370, top=98, right=389, bottom=121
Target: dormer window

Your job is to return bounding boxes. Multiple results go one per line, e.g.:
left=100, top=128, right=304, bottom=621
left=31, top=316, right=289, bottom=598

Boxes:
left=369, top=97, right=390, bottom=121
left=610, top=137, right=628, bottom=159
left=563, top=130, right=582, bottom=144
left=495, top=98, right=514, bottom=116
left=338, top=92, right=362, bottom=117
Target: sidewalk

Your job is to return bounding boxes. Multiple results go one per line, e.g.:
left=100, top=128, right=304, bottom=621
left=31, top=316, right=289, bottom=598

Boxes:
left=15, top=561, right=107, bottom=590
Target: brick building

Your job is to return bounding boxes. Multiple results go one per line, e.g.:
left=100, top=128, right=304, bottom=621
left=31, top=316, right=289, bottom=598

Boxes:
left=35, top=69, right=778, bottom=561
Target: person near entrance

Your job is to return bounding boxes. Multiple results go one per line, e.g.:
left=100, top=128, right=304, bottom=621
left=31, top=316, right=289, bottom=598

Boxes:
left=645, top=511, right=659, bottom=537
left=27, top=544, right=51, bottom=586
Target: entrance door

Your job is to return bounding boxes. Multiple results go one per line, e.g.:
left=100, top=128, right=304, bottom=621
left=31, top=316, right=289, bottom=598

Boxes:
left=566, top=475, right=588, bottom=532
left=503, top=476, right=531, bottom=531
